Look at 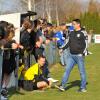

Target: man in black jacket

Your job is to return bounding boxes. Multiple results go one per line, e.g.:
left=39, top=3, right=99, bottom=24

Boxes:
left=56, top=19, right=88, bottom=92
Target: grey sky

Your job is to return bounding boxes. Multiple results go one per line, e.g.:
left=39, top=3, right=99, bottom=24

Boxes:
left=0, top=0, right=100, bottom=14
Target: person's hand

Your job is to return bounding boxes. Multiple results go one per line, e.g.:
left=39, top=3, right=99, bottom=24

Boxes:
left=18, top=45, right=24, bottom=49
left=12, top=43, right=18, bottom=49
left=27, top=29, right=32, bottom=33
left=59, top=49, right=63, bottom=55
left=59, top=49, right=63, bottom=53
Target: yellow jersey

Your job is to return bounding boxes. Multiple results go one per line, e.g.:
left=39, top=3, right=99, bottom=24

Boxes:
left=24, top=63, right=42, bottom=80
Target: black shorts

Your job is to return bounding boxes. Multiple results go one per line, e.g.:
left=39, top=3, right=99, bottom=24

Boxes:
left=23, top=77, right=49, bottom=91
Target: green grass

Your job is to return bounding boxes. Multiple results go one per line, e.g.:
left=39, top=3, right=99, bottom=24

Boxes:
left=9, top=44, right=100, bottom=100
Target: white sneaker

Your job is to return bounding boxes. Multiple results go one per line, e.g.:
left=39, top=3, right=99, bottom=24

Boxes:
left=78, top=88, right=87, bottom=93
left=1, top=95, right=8, bottom=100
left=55, top=85, right=65, bottom=92
left=88, top=51, right=93, bottom=55
left=48, top=78, right=59, bottom=83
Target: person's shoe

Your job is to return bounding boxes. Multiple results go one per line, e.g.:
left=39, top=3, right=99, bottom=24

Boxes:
left=55, top=85, right=65, bottom=92
left=78, top=88, right=87, bottom=93
left=1, top=94, right=8, bottom=100
left=88, top=51, right=93, bottom=55
left=1, top=88, right=8, bottom=97
left=48, top=78, right=59, bottom=83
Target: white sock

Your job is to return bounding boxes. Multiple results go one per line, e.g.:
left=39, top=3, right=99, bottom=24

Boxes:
left=2, top=82, right=6, bottom=89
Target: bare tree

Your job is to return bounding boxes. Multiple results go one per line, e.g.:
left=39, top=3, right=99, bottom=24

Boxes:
left=88, top=0, right=98, bottom=13
left=0, top=0, right=87, bottom=23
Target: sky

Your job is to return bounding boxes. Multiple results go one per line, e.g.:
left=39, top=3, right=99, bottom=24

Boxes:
left=0, top=0, right=26, bottom=13
left=0, top=0, right=100, bottom=14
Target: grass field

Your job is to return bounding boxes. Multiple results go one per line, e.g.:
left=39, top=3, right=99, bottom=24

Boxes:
left=9, top=44, right=100, bottom=100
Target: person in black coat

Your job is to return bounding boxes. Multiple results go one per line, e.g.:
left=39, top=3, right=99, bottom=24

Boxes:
left=1, top=23, right=23, bottom=98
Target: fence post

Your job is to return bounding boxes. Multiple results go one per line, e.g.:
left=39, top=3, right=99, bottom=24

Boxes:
left=15, top=49, right=19, bottom=91
left=0, top=49, right=3, bottom=99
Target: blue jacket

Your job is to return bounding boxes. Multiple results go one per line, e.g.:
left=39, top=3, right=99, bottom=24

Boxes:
left=54, top=31, right=65, bottom=48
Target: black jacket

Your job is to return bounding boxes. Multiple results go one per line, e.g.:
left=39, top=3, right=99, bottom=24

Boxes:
left=69, top=29, right=87, bottom=54
left=20, top=30, right=31, bottom=51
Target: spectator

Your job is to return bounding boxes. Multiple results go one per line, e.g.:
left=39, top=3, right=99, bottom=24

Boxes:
left=20, top=19, right=32, bottom=69
left=54, top=23, right=69, bottom=66
left=1, top=23, right=23, bottom=99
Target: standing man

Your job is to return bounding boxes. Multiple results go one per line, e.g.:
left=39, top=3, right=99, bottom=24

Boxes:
left=56, top=19, right=88, bottom=92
